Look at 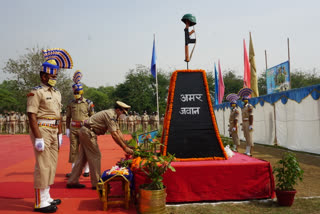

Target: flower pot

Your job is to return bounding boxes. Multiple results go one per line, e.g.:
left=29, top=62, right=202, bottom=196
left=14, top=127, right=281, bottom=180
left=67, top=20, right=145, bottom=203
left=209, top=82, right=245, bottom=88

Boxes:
left=138, top=186, right=167, bottom=214
left=275, top=189, right=297, bottom=206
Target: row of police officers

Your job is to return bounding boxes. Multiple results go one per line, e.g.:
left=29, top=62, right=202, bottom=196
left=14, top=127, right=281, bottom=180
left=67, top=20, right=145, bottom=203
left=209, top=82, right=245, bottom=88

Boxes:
left=0, top=112, right=28, bottom=134
left=26, top=49, right=133, bottom=213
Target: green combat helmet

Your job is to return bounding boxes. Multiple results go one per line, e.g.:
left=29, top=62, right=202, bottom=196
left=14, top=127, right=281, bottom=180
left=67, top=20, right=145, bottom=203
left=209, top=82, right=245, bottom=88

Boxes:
left=181, top=14, right=197, bottom=26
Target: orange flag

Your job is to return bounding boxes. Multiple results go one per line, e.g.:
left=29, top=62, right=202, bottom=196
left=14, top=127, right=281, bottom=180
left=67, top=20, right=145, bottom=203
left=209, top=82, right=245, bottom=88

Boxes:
left=243, top=39, right=251, bottom=88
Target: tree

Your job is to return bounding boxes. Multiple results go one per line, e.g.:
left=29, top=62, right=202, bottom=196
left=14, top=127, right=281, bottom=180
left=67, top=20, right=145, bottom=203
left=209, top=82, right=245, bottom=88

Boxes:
left=0, top=81, right=20, bottom=112
left=258, top=72, right=267, bottom=96
left=113, top=65, right=170, bottom=115
left=83, top=85, right=115, bottom=112
left=3, top=47, right=74, bottom=111
left=222, top=70, right=243, bottom=102
left=291, top=69, right=320, bottom=89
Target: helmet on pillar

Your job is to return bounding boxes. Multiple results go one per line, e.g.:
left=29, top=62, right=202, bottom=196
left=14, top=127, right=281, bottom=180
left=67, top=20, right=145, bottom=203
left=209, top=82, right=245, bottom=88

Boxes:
left=181, top=14, right=197, bottom=26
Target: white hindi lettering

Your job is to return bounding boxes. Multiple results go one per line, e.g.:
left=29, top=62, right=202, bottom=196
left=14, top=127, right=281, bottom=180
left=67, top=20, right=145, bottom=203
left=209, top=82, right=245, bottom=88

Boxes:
left=180, top=94, right=203, bottom=102
left=179, top=107, right=200, bottom=115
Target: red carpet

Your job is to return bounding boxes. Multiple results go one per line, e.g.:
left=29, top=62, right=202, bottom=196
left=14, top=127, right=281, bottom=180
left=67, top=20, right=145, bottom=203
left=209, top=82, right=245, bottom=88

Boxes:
left=0, top=134, right=137, bottom=213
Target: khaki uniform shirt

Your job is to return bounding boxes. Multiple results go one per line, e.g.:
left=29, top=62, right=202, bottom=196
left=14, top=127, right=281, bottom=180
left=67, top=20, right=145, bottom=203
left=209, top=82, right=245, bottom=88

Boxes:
left=87, top=109, right=119, bottom=135
left=229, top=108, right=239, bottom=128
left=19, top=114, right=26, bottom=122
left=66, top=98, right=94, bottom=122
left=27, top=83, right=61, bottom=119
left=142, top=114, right=149, bottom=122
left=241, top=104, right=253, bottom=122
left=9, top=114, right=17, bottom=122
left=62, top=115, right=66, bottom=122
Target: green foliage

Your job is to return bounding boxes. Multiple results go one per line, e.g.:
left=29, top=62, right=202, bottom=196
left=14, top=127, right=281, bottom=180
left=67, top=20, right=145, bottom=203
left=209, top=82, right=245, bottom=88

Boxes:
left=133, top=134, right=175, bottom=190
left=273, top=152, right=304, bottom=191
left=2, top=47, right=74, bottom=112
left=113, top=64, right=170, bottom=115
left=291, top=69, right=320, bottom=89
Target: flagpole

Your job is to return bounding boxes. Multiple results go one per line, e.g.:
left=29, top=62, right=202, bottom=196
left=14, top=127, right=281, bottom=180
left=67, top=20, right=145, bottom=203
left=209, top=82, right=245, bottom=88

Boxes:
left=154, top=34, right=160, bottom=129
left=287, top=37, right=291, bottom=89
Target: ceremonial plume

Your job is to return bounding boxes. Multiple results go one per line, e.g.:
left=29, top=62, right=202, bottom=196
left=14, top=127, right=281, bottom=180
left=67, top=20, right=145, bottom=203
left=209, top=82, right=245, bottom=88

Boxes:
left=238, top=87, right=253, bottom=99
left=72, top=70, right=83, bottom=94
left=226, top=93, right=239, bottom=104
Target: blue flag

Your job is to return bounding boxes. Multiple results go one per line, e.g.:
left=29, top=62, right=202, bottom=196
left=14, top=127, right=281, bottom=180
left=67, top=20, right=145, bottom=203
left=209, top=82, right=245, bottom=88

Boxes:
left=151, top=37, right=157, bottom=78
left=214, top=63, right=219, bottom=105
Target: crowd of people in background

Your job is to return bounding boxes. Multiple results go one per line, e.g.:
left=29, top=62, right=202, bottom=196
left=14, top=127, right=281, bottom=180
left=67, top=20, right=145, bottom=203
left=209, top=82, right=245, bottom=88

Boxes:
left=0, top=111, right=29, bottom=134
left=118, top=111, right=164, bottom=133
left=0, top=110, right=164, bottom=135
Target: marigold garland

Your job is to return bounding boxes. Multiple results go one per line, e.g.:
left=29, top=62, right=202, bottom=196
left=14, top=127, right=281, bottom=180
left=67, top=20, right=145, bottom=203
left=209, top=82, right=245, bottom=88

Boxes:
left=161, top=69, right=227, bottom=161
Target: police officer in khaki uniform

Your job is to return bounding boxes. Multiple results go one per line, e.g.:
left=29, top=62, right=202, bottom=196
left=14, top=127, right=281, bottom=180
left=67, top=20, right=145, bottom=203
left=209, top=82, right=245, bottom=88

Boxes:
left=150, top=112, right=156, bottom=130
left=133, top=111, right=139, bottom=132
left=127, top=111, right=134, bottom=133
left=26, top=114, right=29, bottom=133
left=226, top=94, right=240, bottom=152
left=9, top=111, right=17, bottom=135
left=238, top=88, right=254, bottom=156
left=67, top=101, right=133, bottom=189
left=19, top=112, right=26, bottom=133
left=5, top=112, right=10, bottom=133
left=66, top=70, right=94, bottom=177
left=61, top=111, right=66, bottom=135
left=154, top=112, right=159, bottom=130
left=27, top=48, right=73, bottom=213
left=0, top=114, right=4, bottom=133
left=141, top=111, right=149, bottom=133
left=118, top=113, right=126, bottom=131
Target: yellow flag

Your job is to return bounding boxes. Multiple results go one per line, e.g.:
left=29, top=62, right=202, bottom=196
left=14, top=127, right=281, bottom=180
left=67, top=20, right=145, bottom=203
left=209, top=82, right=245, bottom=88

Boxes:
left=249, top=32, right=259, bottom=97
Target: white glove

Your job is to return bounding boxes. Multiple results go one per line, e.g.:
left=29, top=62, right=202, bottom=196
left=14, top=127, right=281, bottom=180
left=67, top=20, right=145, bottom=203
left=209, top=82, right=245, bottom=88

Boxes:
left=249, top=125, right=253, bottom=130
left=66, top=129, right=70, bottom=138
left=232, top=127, right=236, bottom=132
left=58, top=134, right=63, bottom=148
left=35, top=138, right=45, bottom=152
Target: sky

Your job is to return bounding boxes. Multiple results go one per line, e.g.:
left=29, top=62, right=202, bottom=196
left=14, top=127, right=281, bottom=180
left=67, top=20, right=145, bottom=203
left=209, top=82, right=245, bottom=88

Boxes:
left=1, top=0, right=320, bottom=87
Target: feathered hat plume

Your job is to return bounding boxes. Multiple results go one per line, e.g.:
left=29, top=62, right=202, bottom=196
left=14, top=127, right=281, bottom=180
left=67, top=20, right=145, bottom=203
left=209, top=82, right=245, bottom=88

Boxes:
left=41, top=48, right=73, bottom=75
left=226, top=93, right=239, bottom=104
left=72, top=70, right=83, bottom=94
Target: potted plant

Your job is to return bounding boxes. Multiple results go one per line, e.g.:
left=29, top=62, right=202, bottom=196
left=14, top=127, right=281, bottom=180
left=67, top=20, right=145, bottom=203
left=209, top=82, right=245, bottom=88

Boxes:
left=131, top=133, right=175, bottom=214
left=273, top=152, right=304, bottom=206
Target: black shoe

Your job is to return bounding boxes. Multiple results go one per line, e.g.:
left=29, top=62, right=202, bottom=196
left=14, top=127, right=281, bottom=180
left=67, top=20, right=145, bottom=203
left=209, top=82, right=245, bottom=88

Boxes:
left=50, top=199, right=61, bottom=206
left=66, top=183, right=86, bottom=188
left=65, top=173, right=71, bottom=178
left=91, top=186, right=96, bottom=190
left=34, top=204, right=57, bottom=213
left=83, top=172, right=89, bottom=177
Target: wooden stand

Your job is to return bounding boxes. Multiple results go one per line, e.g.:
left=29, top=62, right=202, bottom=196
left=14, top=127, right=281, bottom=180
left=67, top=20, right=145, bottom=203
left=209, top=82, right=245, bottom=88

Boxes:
left=97, top=175, right=130, bottom=211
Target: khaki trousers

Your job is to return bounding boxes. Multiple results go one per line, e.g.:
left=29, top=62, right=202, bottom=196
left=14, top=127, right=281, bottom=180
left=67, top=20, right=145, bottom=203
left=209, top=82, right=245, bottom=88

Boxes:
left=30, top=127, right=59, bottom=189
left=19, top=122, right=25, bottom=133
left=231, top=131, right=240, bottom=146
left=142, top=122, right=148, bottom=133
left=68, top=126, right=101, bottom=187
left=242, top=121, right=253, bottom=146
left=128, top=122, right=134, bottom=133
left=69, top=127, right=81, bottom=163
left=10, top=122, right=15, bottom=134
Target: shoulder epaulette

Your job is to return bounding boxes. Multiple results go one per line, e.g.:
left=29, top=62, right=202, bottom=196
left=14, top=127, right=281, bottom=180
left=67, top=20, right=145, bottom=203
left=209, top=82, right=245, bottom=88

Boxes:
left=32, top=85, right=42, bottom=90
left=53, top=87, right=59, bottom=91
left=86, top=99, right=92, bottom=104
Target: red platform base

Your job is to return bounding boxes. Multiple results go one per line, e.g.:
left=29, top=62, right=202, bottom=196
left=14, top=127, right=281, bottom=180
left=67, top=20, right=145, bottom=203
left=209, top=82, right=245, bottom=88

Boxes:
left=134, top=152, right=275, bottom=203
